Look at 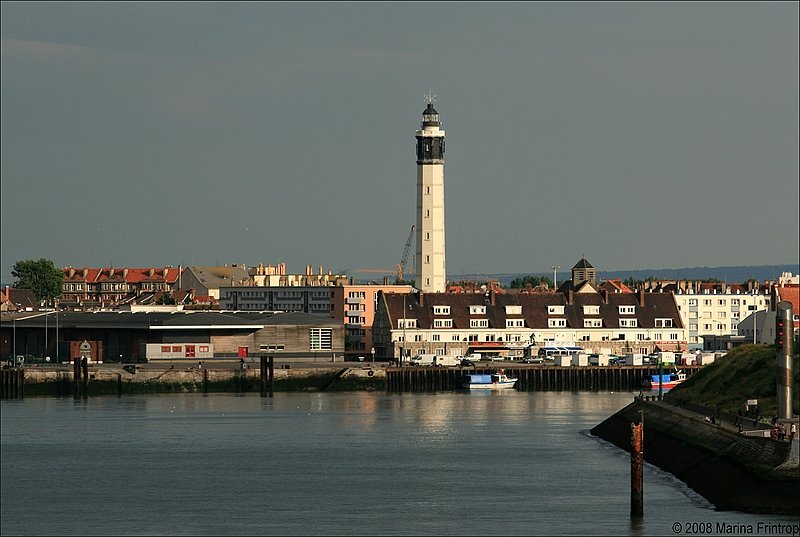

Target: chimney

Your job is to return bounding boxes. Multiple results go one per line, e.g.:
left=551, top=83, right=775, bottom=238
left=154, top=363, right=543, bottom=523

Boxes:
left=109, top=268, right=115, bottom=278
left=123, top=268, right=129, bottom=278
left=568, top=290, right=574, bottom=305
left=419, top=292, right=424, bottom=307
left=149, top=268, right=155, bottom=278
left=69, top=268, right=76, bottom=278
left=490, top=290, right=496, bottom=306
left=4, top=286, right=9, bottom=302
left=639, top=288, right=645, bottom=307
left=603, top=289, right=609, bottom=304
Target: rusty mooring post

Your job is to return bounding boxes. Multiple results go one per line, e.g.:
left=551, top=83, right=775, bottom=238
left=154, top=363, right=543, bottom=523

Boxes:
left=631, top=421, right=644, bottom=519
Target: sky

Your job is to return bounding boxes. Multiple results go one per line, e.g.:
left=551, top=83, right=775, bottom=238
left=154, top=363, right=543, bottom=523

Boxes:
left=1, top=2, right=798, bottom=284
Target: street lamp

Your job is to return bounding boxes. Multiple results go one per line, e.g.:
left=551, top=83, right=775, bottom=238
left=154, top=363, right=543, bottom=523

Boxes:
left=551, top=266, right=560, bottom=289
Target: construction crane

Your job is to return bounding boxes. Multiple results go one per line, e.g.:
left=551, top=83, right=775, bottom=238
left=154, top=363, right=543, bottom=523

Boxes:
left=396, top=225, right=415, bottom=283
left=353, top=225, right=415, bottom=283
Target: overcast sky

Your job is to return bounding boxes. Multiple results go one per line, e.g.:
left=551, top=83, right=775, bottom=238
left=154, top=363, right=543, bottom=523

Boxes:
left=2, top=2, right=798, bottom=283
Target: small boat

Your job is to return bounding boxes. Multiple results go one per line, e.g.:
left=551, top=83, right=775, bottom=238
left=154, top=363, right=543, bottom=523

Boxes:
left=463, top=369, right=518, bottom=390
left=642, top=369, right=686, bottom=390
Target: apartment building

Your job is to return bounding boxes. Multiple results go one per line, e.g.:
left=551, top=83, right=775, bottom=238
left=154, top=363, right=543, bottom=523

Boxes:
left=641, top=280, right=771, bottom=350
left=373, top=287, right=687, bottom=361
left=61, top=267, right=180, bottom=309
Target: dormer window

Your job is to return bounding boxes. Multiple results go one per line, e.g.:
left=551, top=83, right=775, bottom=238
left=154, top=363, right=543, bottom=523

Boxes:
left=505, top=305, right=522, bottom=315
left=548, top=305, right=564, bottom=315
left=618, top=306, right=635, bottom=315
left=470, top=305, right=486, bottom=315
left=583, top=305, right=600, bottom=315
left=398, top=319, right=417, bottom=329
left=433, top=306, right=450, bottom=315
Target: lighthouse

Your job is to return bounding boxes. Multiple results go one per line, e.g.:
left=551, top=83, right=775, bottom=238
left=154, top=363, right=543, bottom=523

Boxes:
left=415, top=94, right=447, bottom=293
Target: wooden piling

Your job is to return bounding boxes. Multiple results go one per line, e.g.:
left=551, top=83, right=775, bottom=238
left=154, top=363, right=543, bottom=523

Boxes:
left=1, top=368, right=24, bottom=399
left=631, top=421, right=644, bottom=519
left=81, top=357, right=89, bottom=398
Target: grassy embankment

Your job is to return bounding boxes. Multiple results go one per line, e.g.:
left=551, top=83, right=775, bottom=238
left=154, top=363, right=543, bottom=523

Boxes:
left=664, top=343, right=799, bottom=417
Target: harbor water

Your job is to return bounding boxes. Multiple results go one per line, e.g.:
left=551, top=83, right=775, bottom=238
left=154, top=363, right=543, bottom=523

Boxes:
left=1, top=391, right=797, bottom=536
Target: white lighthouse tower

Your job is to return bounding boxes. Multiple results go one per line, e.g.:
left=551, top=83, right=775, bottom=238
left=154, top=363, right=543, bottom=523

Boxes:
left=415, top=94, right=447, bottom=293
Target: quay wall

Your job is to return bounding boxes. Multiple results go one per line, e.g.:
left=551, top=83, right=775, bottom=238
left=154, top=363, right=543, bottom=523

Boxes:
left=4, top=364, right=702, bottom=397
left=7, top=366, right=385, bottom=396
left=591, top=398, right=799, bottom=515
left=386, top=365, right=701, bottom=392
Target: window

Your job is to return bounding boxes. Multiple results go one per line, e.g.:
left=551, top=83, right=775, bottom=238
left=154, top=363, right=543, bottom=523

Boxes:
left=505, top=305, right=522, bottom=315
left=655, top=318, right=673, bottom=328
left=618, top=306, right=635, bottom=315
left=669, top=333, right=679, bottom=340
left=717, top=311, right=726, bottom=319
left=703, top=299, right=712, bottom=306
left=619, top=319, right=638, bottom=328
left=470, top=319, right=489, bottom=328
left=718, top=299, right=726, bottom=306
left=584, top=319, right=602, bottom=328
left=309, top=328, right=332, bottom=350
left=398, top=319, right=417, bottom=329
left=433, top=306, right=450, bottom=315
left=583, top=305, right=600, bottom=315
left=506, top=319, right=525, bottom=328
left=432, top=334, right=441, bottom=341
left=547, top=305, right=564, bottom=315
left=548, top=319, right=567, bottom=328
left=433, top=319, right=453, bottom=328
left=688, top=299, right=698, bottom=306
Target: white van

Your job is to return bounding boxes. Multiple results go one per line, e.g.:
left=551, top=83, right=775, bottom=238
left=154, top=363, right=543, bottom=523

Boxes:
left=410, top=354, right=436, bottom=366
left=433, top=355, right=460, bottom=367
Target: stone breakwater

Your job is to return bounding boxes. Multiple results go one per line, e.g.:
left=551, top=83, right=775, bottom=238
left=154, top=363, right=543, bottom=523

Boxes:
left=16, top=365, right=386, bottom=396
left=591, top=398, right=799, bottom=515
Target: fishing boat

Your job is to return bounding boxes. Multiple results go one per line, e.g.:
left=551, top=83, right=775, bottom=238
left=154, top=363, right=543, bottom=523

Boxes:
left=642, top=369, right=686, bottom=390
left=463, top=369, right=518, bottom=390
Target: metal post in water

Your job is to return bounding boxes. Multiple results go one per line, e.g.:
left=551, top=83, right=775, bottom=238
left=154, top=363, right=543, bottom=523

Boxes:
left=259, top=356, right=266, bottom=397
left=81, top=357, right=89, bottom=398
left=73, top=358, right=80, bottom=399
left=268, top=356, right=274, bottom=397
left=776, top=301, right=794, bottom=420
left=630, top=421, right=644, bottom=519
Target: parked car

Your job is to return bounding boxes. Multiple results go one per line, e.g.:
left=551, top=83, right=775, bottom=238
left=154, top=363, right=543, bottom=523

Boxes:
left=522, top=357, right=543, bottom=364
left=460, top=358, right=475, bottom=367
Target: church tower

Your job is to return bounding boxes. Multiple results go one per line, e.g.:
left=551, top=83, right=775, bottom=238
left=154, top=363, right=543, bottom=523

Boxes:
left=415, top=94, right=447, bottom=293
